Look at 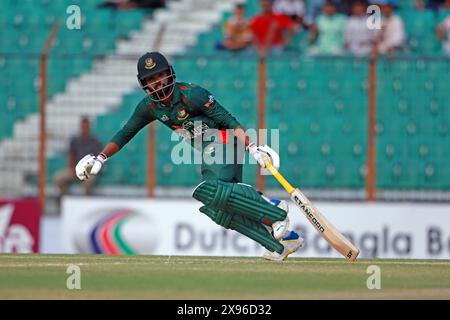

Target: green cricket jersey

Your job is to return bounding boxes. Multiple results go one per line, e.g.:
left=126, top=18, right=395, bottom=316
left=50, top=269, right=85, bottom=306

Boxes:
left=110, top=82, right=241, bottom=150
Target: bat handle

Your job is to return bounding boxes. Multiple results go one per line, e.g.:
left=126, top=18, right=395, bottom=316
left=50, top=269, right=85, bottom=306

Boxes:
left=263, top=157, right=296, bottom=194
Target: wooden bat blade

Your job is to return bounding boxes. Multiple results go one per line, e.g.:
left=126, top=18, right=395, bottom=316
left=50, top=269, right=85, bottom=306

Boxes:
left=291, top=189, right=360, bottom=261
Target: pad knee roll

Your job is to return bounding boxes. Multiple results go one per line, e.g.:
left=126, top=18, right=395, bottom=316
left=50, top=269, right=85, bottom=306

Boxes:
left=193, top=179, right=287, bottom=225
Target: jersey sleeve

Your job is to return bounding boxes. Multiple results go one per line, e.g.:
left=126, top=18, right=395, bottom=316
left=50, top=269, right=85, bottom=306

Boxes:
left=189, top=85, right=241, bottom=129
left=110, top=98, right=156, bottom=149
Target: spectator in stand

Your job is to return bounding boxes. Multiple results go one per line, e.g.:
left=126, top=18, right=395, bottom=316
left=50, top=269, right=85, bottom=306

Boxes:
left=305, top=0, right=325, bottom=25
left=374, top=2, right=406, bottom=56
left=54, top=116, right=102, bottom=202
left=305, top=0, right=359, bottom=24
left=249, top=0, right=297, bottom=57
left=444, top=0, right=450, bottom=9
left=344, top=1, right=377, bottom=56
left=308, top=0, right=347, bottom=55
left=416, top=0, right=446, bottom=10
left=98, top=0, right=165, bottom=9
left=338, top=0, right=369, bottom=15
left=98, top=0, right=166, bottom=9
left=217, top=3, right=252, bottom=51
left=368, top=0, right=399, bottom=7
left=436, top=14, right=450, bottom=56
left=273, top=0, right=307, bottom=28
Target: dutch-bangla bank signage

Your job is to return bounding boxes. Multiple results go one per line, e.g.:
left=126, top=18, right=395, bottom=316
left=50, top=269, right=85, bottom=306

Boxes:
left=62, top=197, right=450, bottom=259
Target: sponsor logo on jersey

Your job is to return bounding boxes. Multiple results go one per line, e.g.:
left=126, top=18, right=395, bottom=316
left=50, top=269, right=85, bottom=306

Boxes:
left=177, top=108, right=189, bottom=121
left=175, top=121, right=210, bottom=140
left=144, top=58, right=156, bottom=70
left=204, top=95, right=215, bottom=109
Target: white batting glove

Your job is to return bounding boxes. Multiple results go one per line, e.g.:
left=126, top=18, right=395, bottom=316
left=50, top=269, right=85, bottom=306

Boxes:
left=75, top=153, right=107, bottom=181
left=247, top=143, right=280, bottom=170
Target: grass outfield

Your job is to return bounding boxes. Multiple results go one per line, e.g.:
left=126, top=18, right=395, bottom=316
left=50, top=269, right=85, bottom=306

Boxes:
left=0, top=254, right=449, bottom=299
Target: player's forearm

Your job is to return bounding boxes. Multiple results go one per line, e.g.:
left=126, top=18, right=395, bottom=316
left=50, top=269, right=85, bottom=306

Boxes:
left=108, top=102, right=154, bottom=151
left=100, top=142, right=120, bottom=158
left=234, top=125, right=251, bottom=149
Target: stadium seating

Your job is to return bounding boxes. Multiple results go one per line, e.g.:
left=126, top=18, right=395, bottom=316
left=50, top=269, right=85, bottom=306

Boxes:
left=0, top=0, right=151, bottom=142
left=264, top=57, right=368, bottom=189
left=376, top=59, right=450, bottom=189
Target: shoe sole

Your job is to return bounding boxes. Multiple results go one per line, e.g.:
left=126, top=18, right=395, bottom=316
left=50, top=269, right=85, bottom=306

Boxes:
left=281, top=240, right=305, bottom=261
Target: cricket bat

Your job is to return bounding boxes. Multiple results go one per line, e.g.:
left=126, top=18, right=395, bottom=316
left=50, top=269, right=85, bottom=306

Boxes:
left=264, top=158, right=360, bottom=261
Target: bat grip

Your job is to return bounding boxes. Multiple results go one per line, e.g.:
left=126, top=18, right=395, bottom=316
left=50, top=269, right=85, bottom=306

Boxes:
left=263, top=157, right=295, bottom=194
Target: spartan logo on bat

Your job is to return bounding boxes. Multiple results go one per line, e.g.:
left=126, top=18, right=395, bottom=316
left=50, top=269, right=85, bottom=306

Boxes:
left=293, top=195, right=325, bottom=233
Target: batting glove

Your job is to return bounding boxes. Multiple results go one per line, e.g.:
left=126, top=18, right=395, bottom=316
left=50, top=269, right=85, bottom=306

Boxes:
left=75, top=153, right=107, bottom=181
left=247, top=143, right=280, bottom=170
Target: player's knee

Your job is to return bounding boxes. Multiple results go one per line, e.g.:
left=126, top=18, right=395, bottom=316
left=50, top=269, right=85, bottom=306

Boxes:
left=192, top=179, right=286, bottom=224
left=192, top=179, right=227, bottom=207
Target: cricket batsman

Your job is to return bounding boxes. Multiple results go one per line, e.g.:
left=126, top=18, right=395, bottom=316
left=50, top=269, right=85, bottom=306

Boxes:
left=75, top=52, right=304, bottom=260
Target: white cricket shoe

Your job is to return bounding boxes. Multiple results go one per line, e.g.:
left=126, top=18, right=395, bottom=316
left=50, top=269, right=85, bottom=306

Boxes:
left=270, top=199, right=290, bottom=240
left=263, top=231, right=305, bottom=261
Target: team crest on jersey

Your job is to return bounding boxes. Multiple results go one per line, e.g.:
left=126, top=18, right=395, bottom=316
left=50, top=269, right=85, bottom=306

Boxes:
left=177, top=108, right=189, bottom=120
left=144, top=58, right=156, bottom=69
left=160, top=115, right=169, bottom=122
left=204, top=95, right=215, bottom=109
